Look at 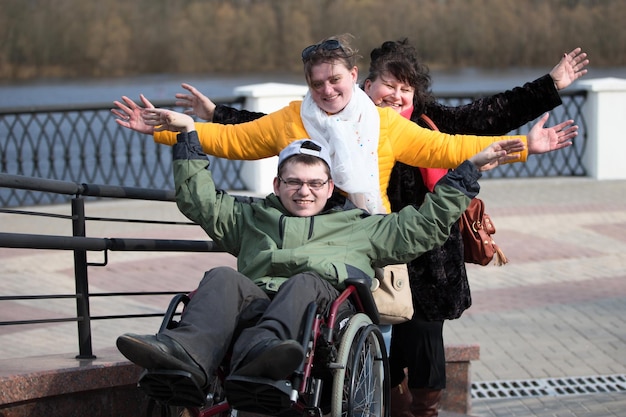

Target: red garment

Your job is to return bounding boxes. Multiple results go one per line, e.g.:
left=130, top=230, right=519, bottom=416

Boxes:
left=399, top=107, right=414, bottom=120
left=400, top=106, right=448, bottom=192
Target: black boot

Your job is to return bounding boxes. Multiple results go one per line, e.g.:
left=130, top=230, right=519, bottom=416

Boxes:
left=116, top=333, right=207, bottom=388
left=233, top=339, right=304, bottom=380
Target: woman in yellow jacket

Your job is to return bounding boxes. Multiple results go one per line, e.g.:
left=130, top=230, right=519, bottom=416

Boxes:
left=112, top=33, right=577, bottom=215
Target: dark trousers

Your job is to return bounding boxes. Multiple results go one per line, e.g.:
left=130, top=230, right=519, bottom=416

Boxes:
left=389, top=307, right=446, bottom=390
left=162, top=266, right=341, bottom=377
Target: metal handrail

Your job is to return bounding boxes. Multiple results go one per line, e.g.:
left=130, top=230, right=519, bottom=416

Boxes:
left=0, top=172, right=225, bottom=359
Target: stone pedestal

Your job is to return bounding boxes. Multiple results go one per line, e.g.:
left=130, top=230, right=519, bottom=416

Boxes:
left=441, top=343, right=480, bottom=414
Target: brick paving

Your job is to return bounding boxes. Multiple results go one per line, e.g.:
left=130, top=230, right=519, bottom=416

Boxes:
left=444, top=178, right=626, bottom=416
left=1, top=177, right=626, bottom=416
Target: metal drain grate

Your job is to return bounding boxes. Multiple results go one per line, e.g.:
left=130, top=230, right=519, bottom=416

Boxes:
left=472, top=374, right=626, bottom=399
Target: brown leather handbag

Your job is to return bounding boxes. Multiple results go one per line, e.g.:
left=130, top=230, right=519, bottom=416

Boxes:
left=420, top=114, right=508, bottom=267
left=459, top=198, right=508, bottom=266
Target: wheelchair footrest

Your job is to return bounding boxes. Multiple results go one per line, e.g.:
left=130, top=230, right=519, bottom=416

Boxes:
left=138, top=369, right=206, bottom=407
left=225, top=374, right=294, bottom=415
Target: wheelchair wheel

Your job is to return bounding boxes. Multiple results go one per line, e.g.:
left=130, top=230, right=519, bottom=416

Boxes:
left=331, top=313, right=389, bottom=417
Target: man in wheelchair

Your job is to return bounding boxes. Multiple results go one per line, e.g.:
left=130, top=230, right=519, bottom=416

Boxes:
left=116, top=112, right=523, bottom=405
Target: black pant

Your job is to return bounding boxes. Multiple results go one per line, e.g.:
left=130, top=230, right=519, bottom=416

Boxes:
left=162, top=267, right=341, bottom=377
left=389, top=307, right=446, bottom=390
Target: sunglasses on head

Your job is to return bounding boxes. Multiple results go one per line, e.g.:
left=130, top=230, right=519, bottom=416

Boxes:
left=301, top=39, right=343, bottom=62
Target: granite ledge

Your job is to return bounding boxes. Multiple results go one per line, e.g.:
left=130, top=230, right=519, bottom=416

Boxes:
left=0, top=347, right=142, bottom=405
left=444, top=343, right=480, bottom=362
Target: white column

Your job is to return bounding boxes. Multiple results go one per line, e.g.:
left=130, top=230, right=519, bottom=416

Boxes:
left=233, top=83, right=308, bottom=195
left=578, top=77, right=626, bottom=180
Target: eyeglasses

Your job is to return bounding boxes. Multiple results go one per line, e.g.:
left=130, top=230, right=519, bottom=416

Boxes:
left=278, top=175, right=330, bottom=190
left=301, top=39, right=343, bottom=62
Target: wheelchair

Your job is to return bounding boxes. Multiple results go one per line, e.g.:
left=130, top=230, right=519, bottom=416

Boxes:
left=139, top=276, right=390, bottom=417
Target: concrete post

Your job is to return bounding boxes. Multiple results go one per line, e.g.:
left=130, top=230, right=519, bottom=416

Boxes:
left=578, top=77, right=626, bottom=180
left=233, top=83, right=308, bottom=195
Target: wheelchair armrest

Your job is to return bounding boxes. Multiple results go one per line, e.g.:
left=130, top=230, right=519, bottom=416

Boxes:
left=344, top=277, right=380, bottom=325
left=158, top=293, right=191, bottom=333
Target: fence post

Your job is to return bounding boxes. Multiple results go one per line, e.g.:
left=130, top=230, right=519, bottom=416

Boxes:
left=577, top=77, right=626, bottom=180
left=72, top=196, right=95, bottom=359
left=233, top=83, right=308, bottom=195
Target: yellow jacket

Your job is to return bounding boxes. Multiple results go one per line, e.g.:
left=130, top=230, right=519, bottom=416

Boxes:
left=154, top=101, right=527, bottom=211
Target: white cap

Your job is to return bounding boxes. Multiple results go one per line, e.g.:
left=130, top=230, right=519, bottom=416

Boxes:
left=278, top=139, right=332, bottom=169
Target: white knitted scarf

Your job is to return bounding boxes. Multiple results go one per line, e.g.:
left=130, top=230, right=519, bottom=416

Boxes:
left=301, top=84, right=384, bottom=214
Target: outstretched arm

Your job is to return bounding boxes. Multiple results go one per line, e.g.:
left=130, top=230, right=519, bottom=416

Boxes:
left=111, top=94, right=157, bottom=135
left=175, top=83, right=217, bottom=121
left=173, top=130, right=242, bottom=254
left=526, top=113, right=577, bottom=155
left=142, top=108, right=196, bottom=133
left=424, top=48, right=589, bottom=136
left=468, top=139, right=526, bottom=172
left=371, top=159, right=483, bottom=267
left=176, top=83, right=267, bottom=124
left=550, top=47, right=589, bottom=91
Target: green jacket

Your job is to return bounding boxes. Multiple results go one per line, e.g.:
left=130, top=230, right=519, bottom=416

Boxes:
left=174, top=131, right=479, bottom=293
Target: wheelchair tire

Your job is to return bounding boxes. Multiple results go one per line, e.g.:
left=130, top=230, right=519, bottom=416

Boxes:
left=330, top=313, right=389, bottom=417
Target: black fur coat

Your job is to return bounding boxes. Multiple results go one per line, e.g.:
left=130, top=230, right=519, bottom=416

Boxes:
left=388, top=74, right=561, bottom=320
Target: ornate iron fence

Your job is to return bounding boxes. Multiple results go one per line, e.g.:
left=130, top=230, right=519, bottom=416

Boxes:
left=0, top=98, right=246, bottom=207
left=1, top=90, right=587, bottom=208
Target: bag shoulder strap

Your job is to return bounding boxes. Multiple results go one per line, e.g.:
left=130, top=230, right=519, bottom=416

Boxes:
left=419, top=114, right=439, bottom=131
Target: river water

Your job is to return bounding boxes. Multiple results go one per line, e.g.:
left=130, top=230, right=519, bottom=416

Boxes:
left=2, top=67, right=626, bottom=108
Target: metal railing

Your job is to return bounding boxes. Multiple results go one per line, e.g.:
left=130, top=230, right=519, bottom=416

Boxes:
left=1, top=89, right=588, bottom=209
left=0, top=172, right=222, bottom=358
left=0, top=97, right=247, bottom=207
